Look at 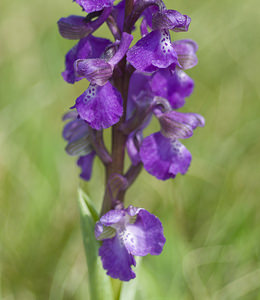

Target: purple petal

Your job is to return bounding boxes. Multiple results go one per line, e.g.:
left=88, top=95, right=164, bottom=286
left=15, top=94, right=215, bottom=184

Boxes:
left=126, top=131, right=143, bottom=165
left=95, top=221, right=117, bottom=240
left=99, top=236, right=136, bottom=281
left=127, top=71, right=151, bottom=118
left=140, top=17, right=149, bottom=37
left=111, top=0, right=125, bottom=32
left=57, top=15, right=92, bottom=40
left=109, top=32, right=133, bottom=67
left=74, top=0, right=114, bottom=13
left=99, top=209, right=126, bottom=226
left=124, top=209, right=166, bottom=256
left=74, top=58, right=113, bottom=85
left=142, top=5, right=159, bottom=28
left=173, top=39, right=198, bottom=70
left=127, top=30, right=178, bottom=72
left=62, top=117, right=89, bottom=142
left=139, top=132, right=192, bottom=180
left=126, top=205, right=141, bottom=217
left=75, top=82, right=123, bottom=130
left=63, top=114, right=92, bottom=156
left=62, top=111, right=78, bottom=121
left=158, top=113, right=194, bottom=139
left=149, top=69, right=194, bottom=109
left=166, top=111, right=205, bottom=129
left=152, top=10, right=191, bottom=32
left=158, top=111, right=205, bottom=139
left=77, top=151, right=96, bottom=181
left=62, top=35, right=111, bottom=84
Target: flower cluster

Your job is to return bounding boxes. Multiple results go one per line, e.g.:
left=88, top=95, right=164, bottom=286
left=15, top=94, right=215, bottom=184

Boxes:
left=59, top=0, right=204, bottom=281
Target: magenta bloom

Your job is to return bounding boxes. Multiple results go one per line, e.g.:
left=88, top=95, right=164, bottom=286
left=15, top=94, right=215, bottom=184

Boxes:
left=95, top=206, right=166, bottom=281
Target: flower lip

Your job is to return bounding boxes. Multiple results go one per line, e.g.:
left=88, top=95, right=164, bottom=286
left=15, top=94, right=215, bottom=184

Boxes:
left=127, top=29, right=177, bottom=72
left=75, top=82, right=123, bottom=130
left=139, top=132, right=192, bottom=180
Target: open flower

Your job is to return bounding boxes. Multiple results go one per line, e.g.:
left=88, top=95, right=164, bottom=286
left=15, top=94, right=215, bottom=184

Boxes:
left=74, top=32, right=133, bottom=86
left=62, top=35, right=111, bottom=84
left=139, top=112, right=205, bottom=180
left=95, top=206, right=166, bottom=281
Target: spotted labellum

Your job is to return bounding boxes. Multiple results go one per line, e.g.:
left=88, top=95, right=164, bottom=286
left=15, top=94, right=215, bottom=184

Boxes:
left=58, top=0, right=204, bottom=283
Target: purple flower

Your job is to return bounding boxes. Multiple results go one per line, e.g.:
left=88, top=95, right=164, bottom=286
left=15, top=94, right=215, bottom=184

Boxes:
left=139, top=132, right=192, bottom=180
left=62, top=35, right=111, bottom=84
left=74, top=32, right=133, bottom=85
left=74, top=0, right=114, bottom=13
left=77, top=151, right=96, bottom=181
left=139, top=111, right=204, bottom=180
left=62, top=111, right=92, bottom=156
left=95, top=206, right=166, bottom=281
left=74, top=82, right=123, bottom=130
left=148, top=68, right=194, bottom=109
left=127, top=29, right=178, bottom=72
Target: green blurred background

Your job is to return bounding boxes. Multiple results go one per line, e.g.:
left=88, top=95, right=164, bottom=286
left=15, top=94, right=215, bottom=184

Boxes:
left=1, top=0, right=260, bottom=299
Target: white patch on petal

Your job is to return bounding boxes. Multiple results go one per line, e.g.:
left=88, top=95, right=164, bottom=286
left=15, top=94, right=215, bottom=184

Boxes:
left=171, top=140, right=184, bottom=158
left=160, top=30, right=173, bottom=55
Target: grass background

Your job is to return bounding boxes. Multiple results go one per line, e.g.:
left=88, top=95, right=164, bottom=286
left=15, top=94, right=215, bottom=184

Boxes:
left=0, top=0, right=260, bottom=299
